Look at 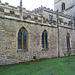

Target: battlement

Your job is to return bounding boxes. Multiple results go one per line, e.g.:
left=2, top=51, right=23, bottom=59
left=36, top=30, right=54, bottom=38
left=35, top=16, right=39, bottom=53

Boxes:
left=0, top=1, right=74, bottom=29
left=32, top=6, right=53, bottom=13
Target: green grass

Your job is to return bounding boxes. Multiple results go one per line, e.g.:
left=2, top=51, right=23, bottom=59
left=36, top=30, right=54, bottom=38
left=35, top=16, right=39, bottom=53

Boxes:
left=0, top=56, right=75, bottom=75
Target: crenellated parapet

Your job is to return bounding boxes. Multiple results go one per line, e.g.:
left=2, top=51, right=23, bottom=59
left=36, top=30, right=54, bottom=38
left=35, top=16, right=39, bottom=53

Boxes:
left=0, top=1, right=74, bottom=29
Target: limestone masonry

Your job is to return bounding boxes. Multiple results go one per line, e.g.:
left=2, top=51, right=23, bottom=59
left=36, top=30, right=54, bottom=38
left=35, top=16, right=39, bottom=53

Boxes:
left=0, top=0, right=75, bottom=65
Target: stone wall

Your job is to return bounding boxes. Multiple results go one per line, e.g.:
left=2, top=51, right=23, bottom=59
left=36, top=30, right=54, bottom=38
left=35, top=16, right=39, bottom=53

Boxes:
left=0, top=17, right=58, bottom=65
left=0, top=1, right=75, bottom=65
left=59, top=27, right=75, bottom=57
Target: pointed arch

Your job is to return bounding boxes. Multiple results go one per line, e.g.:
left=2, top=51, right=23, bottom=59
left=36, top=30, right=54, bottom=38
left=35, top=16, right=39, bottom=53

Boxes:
left=18, top=27, right=28, bottom=51
left=42, top=30, right=48, bottom=49
left=62, top=3, right=65, bottom=11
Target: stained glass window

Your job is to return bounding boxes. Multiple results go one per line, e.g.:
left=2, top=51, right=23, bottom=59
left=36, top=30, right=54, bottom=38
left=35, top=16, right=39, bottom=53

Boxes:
left=18, top=30, right=22, bottom=49
left=18, top=27, right=28, bottom=50
left=42, top=30, right=48, bottom=49
left=42, top=32, right=44, bottom=48
left=23, top=30, right=27, bottom=49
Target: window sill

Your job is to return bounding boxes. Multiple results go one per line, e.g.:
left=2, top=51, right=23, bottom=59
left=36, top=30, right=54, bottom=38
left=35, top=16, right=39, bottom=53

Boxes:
left=42, top=48, right=49, bottom=51
left=17, top=49, right=28, bottom=52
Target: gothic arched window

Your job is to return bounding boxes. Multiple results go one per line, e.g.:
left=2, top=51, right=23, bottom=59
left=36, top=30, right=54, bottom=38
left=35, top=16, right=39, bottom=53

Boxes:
left=42, top=30, right=48, bottom=49
left=62, top=3, right=65, bottom=11
left=18, top=27, right=28, bottom=51
left=66, top=33, right=70, bottom=50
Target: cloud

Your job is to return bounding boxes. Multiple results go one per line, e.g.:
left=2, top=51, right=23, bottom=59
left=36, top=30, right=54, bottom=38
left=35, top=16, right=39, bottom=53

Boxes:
left=2, top=0, right=54, bottom=10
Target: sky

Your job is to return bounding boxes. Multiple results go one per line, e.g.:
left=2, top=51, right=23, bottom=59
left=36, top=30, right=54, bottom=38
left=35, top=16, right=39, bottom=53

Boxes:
left=1, top=0, right=54, bottom=11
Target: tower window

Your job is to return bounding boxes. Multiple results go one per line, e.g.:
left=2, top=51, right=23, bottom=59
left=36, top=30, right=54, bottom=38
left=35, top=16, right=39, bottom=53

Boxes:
left=62, top=3, right=65, bottom=11
left=49, top=15, right=53, bottom=21
left=18, top=27, right=28, bottom=51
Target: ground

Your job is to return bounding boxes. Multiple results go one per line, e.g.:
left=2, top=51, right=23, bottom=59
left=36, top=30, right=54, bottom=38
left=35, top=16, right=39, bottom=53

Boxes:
left=0, top=56, right=75, bottom=75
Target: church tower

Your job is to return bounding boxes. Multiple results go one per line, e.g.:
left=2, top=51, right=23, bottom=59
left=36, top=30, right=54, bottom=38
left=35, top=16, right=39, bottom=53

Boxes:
left=54, top=0, right=75, bottom=18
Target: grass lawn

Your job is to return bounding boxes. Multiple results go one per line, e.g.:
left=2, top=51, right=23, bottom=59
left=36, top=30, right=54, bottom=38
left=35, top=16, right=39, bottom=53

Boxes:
left=0, top=56, right=75, bottom=75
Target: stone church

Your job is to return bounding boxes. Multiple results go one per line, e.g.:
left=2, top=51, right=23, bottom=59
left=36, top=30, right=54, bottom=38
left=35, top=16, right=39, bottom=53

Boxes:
left=0, top=0, right=75, bottom=65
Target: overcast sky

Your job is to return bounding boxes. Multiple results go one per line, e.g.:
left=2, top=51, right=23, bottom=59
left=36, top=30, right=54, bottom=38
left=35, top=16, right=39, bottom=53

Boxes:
left=2, top=0, right=54, bottom=11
